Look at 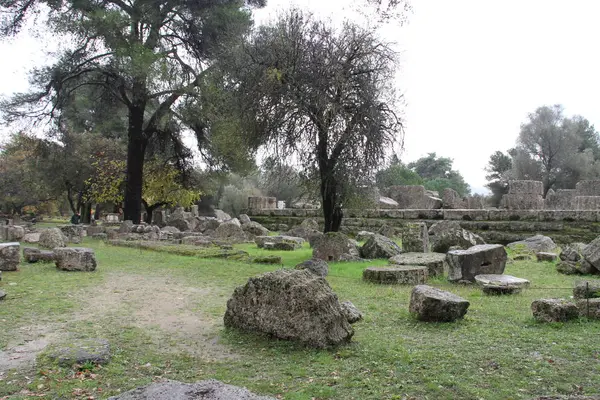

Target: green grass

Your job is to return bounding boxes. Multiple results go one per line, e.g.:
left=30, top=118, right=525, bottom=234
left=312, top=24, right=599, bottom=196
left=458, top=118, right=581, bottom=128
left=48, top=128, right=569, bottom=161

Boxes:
left=0, top=240, right=599, bottom=399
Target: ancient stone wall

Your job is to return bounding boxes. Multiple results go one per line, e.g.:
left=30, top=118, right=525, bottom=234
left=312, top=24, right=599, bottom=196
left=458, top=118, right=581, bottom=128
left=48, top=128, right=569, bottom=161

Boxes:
left=247, top=196, right=277, bottom=212
left=501, top=180, right=544, bottom=210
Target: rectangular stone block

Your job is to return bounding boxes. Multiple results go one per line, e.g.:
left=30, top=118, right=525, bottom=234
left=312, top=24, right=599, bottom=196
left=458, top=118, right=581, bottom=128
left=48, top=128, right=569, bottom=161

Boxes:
left=378, top=209, right=404, bottom=219
left=544, top=189, right=576, bottom=210
left=401, top=222, right=429, bottom=253
left=576, top=180, right=600, bottom=196
left=403, top=209, right=443, bottom=220
left=575, top=196, right=600, bottom=210
left=501, top=194, right=544, bottom=210
left=508, top=180, right=543, bottom=195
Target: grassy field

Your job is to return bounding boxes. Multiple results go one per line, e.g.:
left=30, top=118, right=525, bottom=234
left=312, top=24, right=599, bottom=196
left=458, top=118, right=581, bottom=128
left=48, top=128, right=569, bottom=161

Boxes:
left=0, top=239, right=599, bottom=399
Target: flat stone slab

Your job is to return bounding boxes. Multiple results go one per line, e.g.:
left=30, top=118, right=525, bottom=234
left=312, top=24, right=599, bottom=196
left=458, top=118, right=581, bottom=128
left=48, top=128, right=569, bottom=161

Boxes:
left=389, top=252, right=447, bottom=277
left=482, top=284, right=523, bottom=295
left=363, top=266, right=428, bottom=285
left=0, top=242, right=20, bottom=271
left=0, top=290, right=5, bottom=300
left=409, top=285, right=470, bottom=322
left=531, top=298, right=579, bottom=322
left=23, top=247, right=55, bottom=263
left=474, top=274, right=530, bottom=288
left=255, top=235, right=304, bottom=249
left=536, top=252, right=558, bottom=262
left=50, top=338, right=110, bottom=366
left=107, top=379, right=277, bottom=400
left=446, top=244, right=507, bottom=282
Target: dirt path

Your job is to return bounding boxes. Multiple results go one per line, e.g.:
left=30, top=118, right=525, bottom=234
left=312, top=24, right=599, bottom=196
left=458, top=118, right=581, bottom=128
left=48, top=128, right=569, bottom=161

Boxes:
left=0, top=271, right=235, bottom=374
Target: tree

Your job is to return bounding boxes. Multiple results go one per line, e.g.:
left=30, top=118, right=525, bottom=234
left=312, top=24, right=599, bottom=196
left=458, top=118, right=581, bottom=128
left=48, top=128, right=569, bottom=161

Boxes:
left=237, top=10, right=403, bottom=232
left=407, top=153, right=470, bottom=196
left=484, top=150, right=512, bottom=207
left=259, top=157, right=308, bottom=207
left=1, top=0, right=265, bottom=223
left=375, top=157, right=423, bottom=189
left=512, top=105, right=600, bottom=195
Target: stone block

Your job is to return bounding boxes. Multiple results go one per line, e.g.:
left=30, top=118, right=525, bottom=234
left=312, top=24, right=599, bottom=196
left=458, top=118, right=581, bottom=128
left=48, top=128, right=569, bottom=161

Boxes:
left=576, top=180, right=600, bottom=196
left=573, top=280, right=600, bottom=299
left=544, top=189, right=576, bottom=210
left=442, top=188, right=465, bottom=209
left=409, top=285, right=469, bottom=322
left=577, top=298, right=600, bottom=319
left=402, top=209, right=444, bottom=219
left=501, top=194, right=544, bottom=210
left=508, top=180, right=543, bottom=195
left=54, top=247, right=97, bottom=271
left=575, top=196, right=600, bottom=210
left=363, top=266, right=428, bottom=284
left=443, top=209, right=490, bottom=221
left=401, top=222, right=428, bottom=253
left=446, top=244, right=507, bottom=282
left=536, top=252, right=558, bottom=262
left=0, top=242, right=20, bottom=271
left=389, top=252, right=447, bottom=277
left=531, top=298, right=579, bottom=322
left=23, top=247, right=55, bottom=263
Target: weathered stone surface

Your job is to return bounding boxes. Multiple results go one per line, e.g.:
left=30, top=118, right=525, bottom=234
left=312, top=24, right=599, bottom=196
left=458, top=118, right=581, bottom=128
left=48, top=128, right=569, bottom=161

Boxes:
left=356, top=231, right=375, bottom=242
left=108, top=379, right=276, bottom=400
left=0, top=242, right=20, bottom=271
left=224, top=269, right=354, bottom=348
left=531, top=299, right=579, bottom=322
left=22, top=232, right=40, bottom=243
left=446, top=244, right=507, bottom=282
left=215, top=220, right=246, bottom=241
left=161, top=226, right=180, bottom=234
left=389, top=252, right=447, bottom=277
left=536, top=252, right=558, bottom=262
left=118, top=220, right=134, bottom=233
left=508, top=180, right=544, bottom=195
left=23, top=247, right=55, bottom=263
left=560, top=243, right=586, bottom=262
left=576, top=180, right=600, bottom=196
left=556, top=261, right=583, bottom=275
left=3, top=225, right=25, bottom=241
left=252, top=255, right=282, bottom=264
left=442, top=188, right=465, bottom=209
left=300, top=218, right=319, bottom=231
left=576, top=195, right=600, bottom=210
left=0, top=290, right=5, bottom=300
left=582, top=236, right=600, bottom=271
left=50, top=338, right=110, bottom=366
left=242, top=221, right=269, bottom=237
left=286, top=226, right=319, bottom=241
left=255, top=235, right=304, bottom=249
left=513, top=254, right=532, bottom=261
left=264, top=242, right=296, bottom=251
left=239, top=214, right=251, bottom=225
left=295, top=259, right=329, bottom=277
left=577, top=298, right=600, bottom=319
left=482, top=284, right=522, bottom=295
left=507, top=235, right=557, bottom=253
left=379, top=196, right=399, bottom=209
left=167, top=218, right=190, bottom=232
left=430, top=225, right=484, bottom=254
left=474, top=274, right=530, bottom=288
left=409, top=285, right=469, bottom=322
left=340, top=301, right=363, bottom=323
left=402, top=222, right=429, bottom=253
left=378, top=224, right=397, bottom=238
left=39, top=228, right=66, bottom=249
left=573, top=280, right=600, bottom=299
left=54, top=247, right=97, bottom=271
left=363, top=266, right=428, bottom=285
left=312, top=232, right=360, bottom=262
left=360, top=234, right=402, bottom=259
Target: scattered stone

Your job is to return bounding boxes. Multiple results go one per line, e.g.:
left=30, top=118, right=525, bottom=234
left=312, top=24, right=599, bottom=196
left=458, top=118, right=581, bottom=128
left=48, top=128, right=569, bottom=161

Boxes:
left=312, top=232, right=360, bottom=262
left=340, top=301, right=363, bottom=323
left=430, top=225, right=484, bottom=253
left=513, top=254, right=531, bottom=261
left=401, top=222, right=429, bottom=253
left=0, top=289, right=5, bottom=300
left=107, top=379, right=276, bottom=400
left=560, top=243, right=586, bottom=262
left=556, top=261, right=595, bottom=275
left=356, top=231, right=375, bottom=242
left=507, top=235, right=557, bottom=253
left=215, top=220, right=246, bottom=241
left=536, top=252, right=558, bottom=262
left=92, top=233, right=108, bottom=240
left=446, top=244, right=507, bottom=282
left=118, top=220, right=134, bottom=233
left=239, top=214, right=251, bottom=225
left=474, top=274, right=530, bottom=288
left=379, top=196, right=399, bottom=208
left=23, top=247, right=55, bottom=263
left=271, top=242, right=296, bottom=251
left=223, top=269, right=354, bottom=348
left=577, top=298, right=600, bottom=319
left=378, top=224, right=397, bottom=239
left=252, top=255, right=282, bottom=264
left=167, top=218, right=190, bottom=232
left=50, top=338, right=110, bottom=366
left=54, top=247, right=97, bottom=271
left=573, top=280, right=600, bottom=299
left=255, top=236, right=304, bottom=249
left=582, top=236, right=600, bottom=272
left=243, top=221, right=269, bottom=237
left=308, top=232, right=325, bottom=248
left=389, top=252, right=447, bottom=277
left=300, top=218, right=319, bottom=231
left=482, top=284, right=522, bottom=295
left=409, top=285, right=470, bottom=322
left=363, top=266, right=428, bottom=285
left=0, top=242, right=20, bottom=271
left=22, top=232, right=40, bottom=243
left=295, top=259, right=329, bottom=277
left=360, top=234, right=402, bottom=259
left=161, top=226, right=180, bottom=234
left=531, top=299, right=579, bottom=322
left=39, top=228, right=66, bottom=249
left=2, top=225, right=25, bottom=241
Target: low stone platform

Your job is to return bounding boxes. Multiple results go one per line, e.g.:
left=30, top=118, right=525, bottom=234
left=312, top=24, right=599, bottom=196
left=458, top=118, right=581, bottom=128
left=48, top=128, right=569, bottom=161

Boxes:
left=474, top=274, right=530, bottom=288
left=363, top=266, right=428, bottom=285
left=389, top=252, right=447, bottom=277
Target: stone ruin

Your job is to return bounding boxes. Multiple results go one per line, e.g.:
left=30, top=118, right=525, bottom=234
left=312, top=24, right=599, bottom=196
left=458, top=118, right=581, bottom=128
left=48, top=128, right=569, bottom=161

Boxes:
left=500, top=180, right=544, bottom=210
left=247, top=196, right=277, bottom=212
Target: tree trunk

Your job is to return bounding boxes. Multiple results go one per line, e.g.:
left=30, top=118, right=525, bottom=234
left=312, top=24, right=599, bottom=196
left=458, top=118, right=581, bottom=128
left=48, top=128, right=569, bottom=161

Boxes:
left=123, top=106, right=147, bottom=224
left=81, top=203, right=92, bottom=224
left=321, top=172, right=342, bottom=233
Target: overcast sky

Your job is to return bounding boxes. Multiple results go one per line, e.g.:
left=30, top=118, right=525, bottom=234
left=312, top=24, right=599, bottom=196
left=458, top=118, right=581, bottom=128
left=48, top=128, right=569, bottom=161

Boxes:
left=2, top=0, right=600, bottom=193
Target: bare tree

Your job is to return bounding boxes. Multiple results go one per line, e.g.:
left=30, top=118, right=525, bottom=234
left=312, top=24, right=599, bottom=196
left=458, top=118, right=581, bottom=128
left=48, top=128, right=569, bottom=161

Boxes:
left=237, top=10, right=403, bottom=232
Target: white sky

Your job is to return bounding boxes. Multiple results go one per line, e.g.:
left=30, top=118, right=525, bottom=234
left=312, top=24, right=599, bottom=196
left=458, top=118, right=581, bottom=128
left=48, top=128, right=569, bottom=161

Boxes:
left=2, top=0, right=600, bottom=194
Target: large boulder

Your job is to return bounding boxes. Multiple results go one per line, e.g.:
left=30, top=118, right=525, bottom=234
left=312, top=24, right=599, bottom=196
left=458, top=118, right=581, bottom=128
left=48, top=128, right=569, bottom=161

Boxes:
left=223, top=269, right=354, bottom=348
left=22, top=232, right=41, bottom=244
left=242, top=221, right=269, bottom=237
left=39, top=228, right=66, bottom=249
left=356, top=231, right=375, bottom=242
left=431, top=227, right=485, bottom=254
left=295, top=259, right=329, bottom=277
left=54, top=247, right=97, bottom=271
left=573, top=280, right=600, bottom=299
left=4, top=225, right=25, bottom=241
left=446, top=244, right=507, bottom=282
left=582, top=236, right=600, bottom=272
left=312, top=232, right=360, bottom=262
left=560, top=243, right=586, bottom=263
left=531, top=299, right=579, bottom=322
left=23, top=247, right=55, bottom=263
left=300, top=218, right=319, bottom=231
left=167, top=218, right=190, bottom=232
left=239, top=214, right=251, bottom=225
left=507, top=235, right=557, bottom=253
left=409, top=285, right=470, bottom=322
left=379, top=196, right=399, bottom=209
left=401, top=223, right=429, bottom=253
left=215, top=220, right=246, bottom=241
left=0, top=242, right=20, bottom=271
left=107, top=379, right=276, bottom=400
left=389, top=252, right=447, bottom=277
left=360, top=234, right=402, bottom=259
